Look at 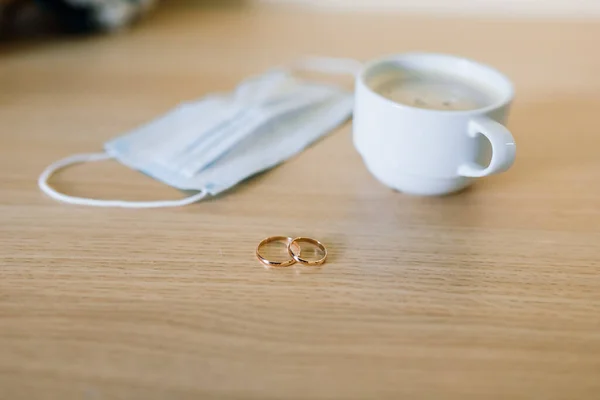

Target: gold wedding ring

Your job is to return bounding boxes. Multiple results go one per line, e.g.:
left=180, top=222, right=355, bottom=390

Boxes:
left=287, top=237, right=327, bottom=266
left=256, top=236, right=297, bottom=267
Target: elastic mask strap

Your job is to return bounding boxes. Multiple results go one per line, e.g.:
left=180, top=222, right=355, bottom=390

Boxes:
left=38, top=152, right=208, bottom=208
left=290, top=56, right=363, bottom=77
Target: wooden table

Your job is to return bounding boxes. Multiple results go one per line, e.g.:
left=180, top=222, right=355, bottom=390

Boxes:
left=2, top=3, right=600, bottom=399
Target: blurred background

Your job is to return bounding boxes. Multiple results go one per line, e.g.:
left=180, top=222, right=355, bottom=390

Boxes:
left=261, top=0, right=600, bottom=15
left=1, top=0, right=599, bottom=39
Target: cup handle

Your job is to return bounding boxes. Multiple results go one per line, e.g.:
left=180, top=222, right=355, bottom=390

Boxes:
left=457, top=116, right=516, bottom=178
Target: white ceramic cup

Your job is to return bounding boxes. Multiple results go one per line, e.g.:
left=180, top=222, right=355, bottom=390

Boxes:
left=353, top=53, right=516, bottom=196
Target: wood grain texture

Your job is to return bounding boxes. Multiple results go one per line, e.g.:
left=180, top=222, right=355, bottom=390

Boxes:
left=1, top=3, right=600, bottom=399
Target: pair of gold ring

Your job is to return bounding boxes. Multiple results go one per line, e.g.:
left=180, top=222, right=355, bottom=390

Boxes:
left=256, top=236, right=327, bottom=267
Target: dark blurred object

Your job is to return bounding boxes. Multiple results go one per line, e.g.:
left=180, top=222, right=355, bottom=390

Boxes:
left=0, top=0, right=51, bottom=37
left=0, top=0, right=157, bottom=37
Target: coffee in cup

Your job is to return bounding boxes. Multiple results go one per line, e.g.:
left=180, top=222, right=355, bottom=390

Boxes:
left=353, top=53, right=516, bottom=196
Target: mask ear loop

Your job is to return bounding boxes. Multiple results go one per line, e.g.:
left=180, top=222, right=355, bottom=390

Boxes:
left=38, top=152, right=208, bottom=208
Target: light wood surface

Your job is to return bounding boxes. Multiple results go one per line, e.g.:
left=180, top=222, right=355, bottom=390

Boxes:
left=2, top=3, right=600, bottom=399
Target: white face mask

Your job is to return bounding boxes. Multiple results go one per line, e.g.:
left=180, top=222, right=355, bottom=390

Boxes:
left=38, top=58, right=361, bottom=208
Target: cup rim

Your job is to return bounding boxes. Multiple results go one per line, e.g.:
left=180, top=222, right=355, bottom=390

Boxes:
left=357, top=52, right=515, bottom=115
